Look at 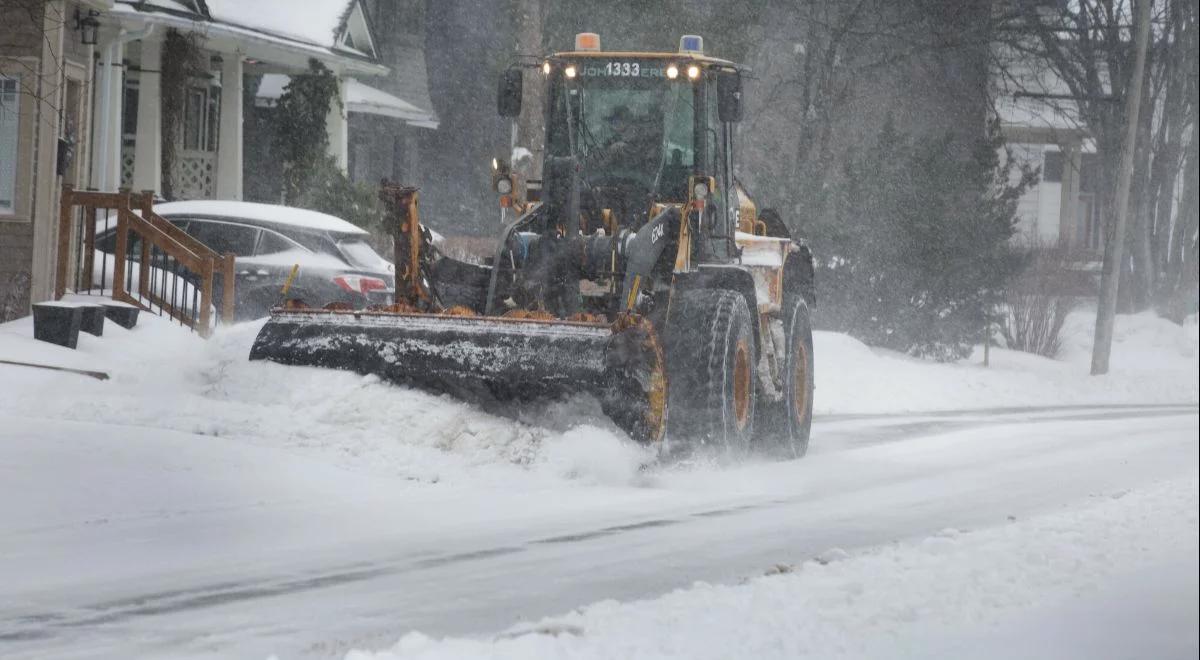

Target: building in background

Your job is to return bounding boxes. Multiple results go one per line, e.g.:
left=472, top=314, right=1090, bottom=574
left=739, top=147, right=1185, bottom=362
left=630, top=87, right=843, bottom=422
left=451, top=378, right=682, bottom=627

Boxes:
left=0, top=0, right=444, bottom=321
left=1, top=0, right=109, bottom=320
left=104, top=0, right=387, bottom=201
left=993, top=51, right=1101, bottom=258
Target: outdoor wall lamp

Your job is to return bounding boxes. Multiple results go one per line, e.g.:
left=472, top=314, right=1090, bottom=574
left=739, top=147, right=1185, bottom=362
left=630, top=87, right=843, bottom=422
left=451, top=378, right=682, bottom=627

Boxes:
left=74, top=9, right=101, bottom=46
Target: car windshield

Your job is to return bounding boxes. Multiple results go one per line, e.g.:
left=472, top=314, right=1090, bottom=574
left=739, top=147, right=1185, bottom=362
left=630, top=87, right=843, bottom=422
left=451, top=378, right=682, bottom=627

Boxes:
left=337, top=239, right=387, bottom=270
left=546, top=60, right=696, bottom=199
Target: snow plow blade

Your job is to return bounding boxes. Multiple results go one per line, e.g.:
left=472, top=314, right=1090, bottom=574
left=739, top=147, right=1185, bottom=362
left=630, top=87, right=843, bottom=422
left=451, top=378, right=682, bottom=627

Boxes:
left=249, top=309, right=667, bottom=443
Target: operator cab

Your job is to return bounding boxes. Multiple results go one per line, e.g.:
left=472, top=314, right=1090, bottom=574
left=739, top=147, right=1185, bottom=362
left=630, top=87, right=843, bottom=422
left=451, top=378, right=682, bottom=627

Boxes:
left=499, top=34, right=745, bottom=240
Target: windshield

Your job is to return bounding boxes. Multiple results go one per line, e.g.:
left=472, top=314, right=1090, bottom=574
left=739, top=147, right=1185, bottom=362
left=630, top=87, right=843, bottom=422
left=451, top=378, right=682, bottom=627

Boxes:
left=547, top=60, right=696, bottom=200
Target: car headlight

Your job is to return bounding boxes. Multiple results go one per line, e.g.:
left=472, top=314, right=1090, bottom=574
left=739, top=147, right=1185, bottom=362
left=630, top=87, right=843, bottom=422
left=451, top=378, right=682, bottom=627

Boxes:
left=692, top=181, right=709, bottom=200
left=497, top=178, right=513, bottom=195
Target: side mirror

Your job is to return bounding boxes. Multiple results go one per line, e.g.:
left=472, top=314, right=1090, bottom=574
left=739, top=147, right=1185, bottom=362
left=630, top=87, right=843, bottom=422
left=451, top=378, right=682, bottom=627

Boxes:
left=497, top=68, right=523, bottom=118
left=717, top=70, right=743, bottom=123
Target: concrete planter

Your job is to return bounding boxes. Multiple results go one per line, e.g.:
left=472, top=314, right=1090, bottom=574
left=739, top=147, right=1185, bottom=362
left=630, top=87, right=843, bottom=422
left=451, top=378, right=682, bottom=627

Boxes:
left=32, top=303, right=83, bottom=349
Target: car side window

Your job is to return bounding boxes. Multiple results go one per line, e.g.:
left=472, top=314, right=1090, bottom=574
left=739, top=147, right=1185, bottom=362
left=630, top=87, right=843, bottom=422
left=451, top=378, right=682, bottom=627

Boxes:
left=94, top=228, right=143, bottom=256
left=96, top=218, right=189, bottom=254
left=187, top=220, right=261, bottom=257
left=256, top=230, right=299, bottom=256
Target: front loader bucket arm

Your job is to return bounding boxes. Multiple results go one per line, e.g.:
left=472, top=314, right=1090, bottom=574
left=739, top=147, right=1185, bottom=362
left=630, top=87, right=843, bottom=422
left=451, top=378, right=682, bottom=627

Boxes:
left=380, top=183, right=434, bottom=308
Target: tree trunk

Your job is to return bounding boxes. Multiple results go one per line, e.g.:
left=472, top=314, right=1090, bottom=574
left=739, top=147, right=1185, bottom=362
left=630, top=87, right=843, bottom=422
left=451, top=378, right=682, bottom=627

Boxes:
left=1092, top=0, right=1152, bottom=375
left=1128, top=56, right=1157, bottom=312
left=1162, top=133, right=1199, bottom=321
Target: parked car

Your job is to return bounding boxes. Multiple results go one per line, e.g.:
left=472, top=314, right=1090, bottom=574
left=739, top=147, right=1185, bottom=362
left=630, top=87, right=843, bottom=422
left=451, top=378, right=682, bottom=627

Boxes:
left=95, top=201, right=395, bottom=321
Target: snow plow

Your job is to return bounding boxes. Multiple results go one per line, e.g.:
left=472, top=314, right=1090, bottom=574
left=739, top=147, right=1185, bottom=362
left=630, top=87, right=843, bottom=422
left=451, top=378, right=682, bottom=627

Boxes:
left=250, top=34, right=816, bottom=454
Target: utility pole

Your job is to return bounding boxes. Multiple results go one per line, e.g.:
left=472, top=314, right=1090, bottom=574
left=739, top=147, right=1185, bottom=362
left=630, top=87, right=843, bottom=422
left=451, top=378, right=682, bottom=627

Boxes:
left=513, top=0, right=545, bottom=185
left=1091, top=0, right=1153, bottom=376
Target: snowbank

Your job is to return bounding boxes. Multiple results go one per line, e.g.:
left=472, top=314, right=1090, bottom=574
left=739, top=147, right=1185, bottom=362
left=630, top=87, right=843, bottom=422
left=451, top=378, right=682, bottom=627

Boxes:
left=0, top=306, right=1194, bottom=487
left=815, top=309, right=1198, bottom=414
left=346, top=474, right=1199, bottom=660
left=0, top=308, right=648, bottom=488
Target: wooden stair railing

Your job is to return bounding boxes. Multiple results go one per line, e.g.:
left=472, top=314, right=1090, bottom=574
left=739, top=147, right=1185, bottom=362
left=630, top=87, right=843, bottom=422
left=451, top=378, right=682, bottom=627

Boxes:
left=55, top=186, right=236, bottom=336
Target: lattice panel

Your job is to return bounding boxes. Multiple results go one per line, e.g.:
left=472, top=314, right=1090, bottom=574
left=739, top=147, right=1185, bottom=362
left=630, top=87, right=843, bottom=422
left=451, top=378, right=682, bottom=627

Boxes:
left=172, top=151, right=215, bottom=200
left=120, top=144, right=135, bottom=188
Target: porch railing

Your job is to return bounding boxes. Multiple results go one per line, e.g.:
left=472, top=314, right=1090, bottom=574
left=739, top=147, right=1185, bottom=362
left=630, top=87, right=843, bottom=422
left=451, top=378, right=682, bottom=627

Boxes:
left=55, top=185, right=236, bottom=336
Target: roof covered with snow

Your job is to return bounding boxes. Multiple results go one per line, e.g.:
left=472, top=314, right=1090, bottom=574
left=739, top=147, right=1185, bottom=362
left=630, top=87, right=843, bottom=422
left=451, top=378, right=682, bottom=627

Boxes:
left=154, top=201, right=368, bottom=235
left=110, top=0, right=385, bottom=75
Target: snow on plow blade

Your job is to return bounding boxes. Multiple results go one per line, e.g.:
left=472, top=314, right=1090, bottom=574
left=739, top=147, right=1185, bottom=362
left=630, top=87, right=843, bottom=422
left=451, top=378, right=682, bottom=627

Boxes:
left=249, top=309, right=667, bottom=443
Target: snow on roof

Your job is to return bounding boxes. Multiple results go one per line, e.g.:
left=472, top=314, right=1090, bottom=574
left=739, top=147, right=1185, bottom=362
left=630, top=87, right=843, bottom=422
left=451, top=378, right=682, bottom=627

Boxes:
left=256, top=75, right=438, bottom=128
left=154, top=201, right=368, bottom=235
left=111, top=0, right=385, bottom=74
left=203, top=0, right=352, bottom=53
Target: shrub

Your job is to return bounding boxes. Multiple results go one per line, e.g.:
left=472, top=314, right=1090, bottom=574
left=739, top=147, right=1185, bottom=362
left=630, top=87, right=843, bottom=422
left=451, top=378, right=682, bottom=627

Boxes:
left=1001, top=241, right=1077, bottom=358
left=270, top=60, right=386, bottom=248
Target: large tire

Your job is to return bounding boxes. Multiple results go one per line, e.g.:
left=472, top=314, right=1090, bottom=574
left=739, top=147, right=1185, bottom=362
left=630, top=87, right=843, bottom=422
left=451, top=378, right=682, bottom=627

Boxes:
left=756, top=295, right=814, bottom=457
left=664, top=289, right=757, bottom=452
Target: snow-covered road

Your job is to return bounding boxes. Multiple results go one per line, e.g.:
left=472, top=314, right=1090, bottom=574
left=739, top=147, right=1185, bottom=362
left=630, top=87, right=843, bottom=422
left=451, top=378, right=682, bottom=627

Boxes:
left=2, top=404, right=1195, bottom=659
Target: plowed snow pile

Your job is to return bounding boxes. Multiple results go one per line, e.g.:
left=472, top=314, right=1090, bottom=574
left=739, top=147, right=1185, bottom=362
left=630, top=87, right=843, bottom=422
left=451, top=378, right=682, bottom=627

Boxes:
left=0, top=305, right=1194, bottom=486
left=0, top=313, right=651, bottom=487
left=814, top=309, right=1198, bottom=414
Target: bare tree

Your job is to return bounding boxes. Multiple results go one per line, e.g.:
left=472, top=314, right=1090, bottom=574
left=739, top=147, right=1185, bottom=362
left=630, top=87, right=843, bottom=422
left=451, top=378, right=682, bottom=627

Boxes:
left=994, top=1, right=1197, bottom=310
left=0, top=0, right=70, bottom=112
left=992, top=0, right=1197, bottom=370
left=741, top=0, right=992, bottom=224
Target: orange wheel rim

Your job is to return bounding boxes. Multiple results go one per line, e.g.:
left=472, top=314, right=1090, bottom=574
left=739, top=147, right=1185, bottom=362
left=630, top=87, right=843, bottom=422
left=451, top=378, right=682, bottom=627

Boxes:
left=733, top=340, right=751, bottom=429
left=793, top=340, right=810, bottom=423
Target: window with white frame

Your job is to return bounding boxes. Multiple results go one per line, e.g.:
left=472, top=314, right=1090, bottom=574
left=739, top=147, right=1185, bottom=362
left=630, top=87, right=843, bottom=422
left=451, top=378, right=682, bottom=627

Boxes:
left=0, top=75, right=19, bottom=215
left=182, top=82, right=220, bottom=152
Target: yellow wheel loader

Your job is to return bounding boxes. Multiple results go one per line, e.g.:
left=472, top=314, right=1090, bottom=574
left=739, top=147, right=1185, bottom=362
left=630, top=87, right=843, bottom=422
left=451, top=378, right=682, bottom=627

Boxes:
left=250, top=34, right=817, bottom=456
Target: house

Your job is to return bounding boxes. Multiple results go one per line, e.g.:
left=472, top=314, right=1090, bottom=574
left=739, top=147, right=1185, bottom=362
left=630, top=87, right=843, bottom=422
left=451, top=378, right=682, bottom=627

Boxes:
left=993, top=58, right=1102, bottom=258
left=2, top=0, right=109, bottom=321
left=248, top=0, right=439, bottom=199
left=0, top=0, right=438, bottom=322
left=100, top=0, right=390, bottom=200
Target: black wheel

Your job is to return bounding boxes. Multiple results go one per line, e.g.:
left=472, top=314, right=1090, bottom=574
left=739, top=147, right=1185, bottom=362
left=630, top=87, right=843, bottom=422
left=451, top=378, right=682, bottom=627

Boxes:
left=664, top=289, right=757, bottom=453
left=756, top=296, right=814, bottom=457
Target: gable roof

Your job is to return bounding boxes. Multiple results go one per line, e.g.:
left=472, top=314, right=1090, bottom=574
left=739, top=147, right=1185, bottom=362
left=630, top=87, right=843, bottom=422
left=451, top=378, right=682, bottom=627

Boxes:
left=202, top=0, right=376, bottom=59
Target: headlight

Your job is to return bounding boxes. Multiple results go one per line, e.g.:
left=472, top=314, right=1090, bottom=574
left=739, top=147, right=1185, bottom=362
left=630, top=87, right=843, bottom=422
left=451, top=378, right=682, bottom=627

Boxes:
left=686, top=65, right=701, bottom=80
left=692, top=181, right=709, bottom=199
left=542, top=61, right=551, bottom=75
left=496, top=178, right=513, bottom=195
left=666, top=65, right=679, bottom=79
left=565, top=65, right=577, bottom=79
